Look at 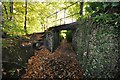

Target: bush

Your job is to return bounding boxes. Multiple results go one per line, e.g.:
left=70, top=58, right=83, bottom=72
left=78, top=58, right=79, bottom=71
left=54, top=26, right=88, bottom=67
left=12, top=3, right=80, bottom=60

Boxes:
left=66, top=30, right=73, bottom=42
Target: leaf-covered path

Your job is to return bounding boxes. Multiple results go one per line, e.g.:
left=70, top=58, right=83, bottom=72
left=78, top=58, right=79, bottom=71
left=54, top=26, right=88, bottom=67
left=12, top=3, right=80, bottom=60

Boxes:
left=20, top=39, right=83, bottom=79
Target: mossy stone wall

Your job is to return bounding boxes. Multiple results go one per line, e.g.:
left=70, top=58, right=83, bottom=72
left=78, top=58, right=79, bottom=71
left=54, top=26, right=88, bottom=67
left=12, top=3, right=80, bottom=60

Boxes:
left=72, top=19, right=119, bottom=78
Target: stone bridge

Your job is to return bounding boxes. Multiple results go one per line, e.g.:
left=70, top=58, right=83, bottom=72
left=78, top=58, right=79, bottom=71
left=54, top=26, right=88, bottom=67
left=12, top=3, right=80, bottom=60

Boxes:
left=44, top=22, right=80, bottom=52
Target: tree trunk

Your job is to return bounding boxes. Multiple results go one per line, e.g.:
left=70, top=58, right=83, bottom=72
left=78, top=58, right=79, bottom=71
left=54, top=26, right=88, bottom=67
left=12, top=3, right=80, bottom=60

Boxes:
left=0, top=3, right=3, bottom=26
left=24, top=0, right=27, bottom=34
left=80, top=2, right=84, bottom=15
left=2, top=3, right=8, bottom=19
left=9, top=0, right=13, bottom=20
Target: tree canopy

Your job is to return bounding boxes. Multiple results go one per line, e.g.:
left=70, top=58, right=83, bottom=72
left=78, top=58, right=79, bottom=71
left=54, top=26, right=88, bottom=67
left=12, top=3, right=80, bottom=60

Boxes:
left=1, top=2, right=120, bottom=36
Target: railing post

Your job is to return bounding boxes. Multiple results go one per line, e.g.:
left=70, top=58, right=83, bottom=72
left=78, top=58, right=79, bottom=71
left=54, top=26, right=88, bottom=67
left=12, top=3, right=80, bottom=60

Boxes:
left=60, top=19, right=62, bottom=25
left=55, top=12, right=57, bottom=26
left=64, top=9, right=66, bottom=24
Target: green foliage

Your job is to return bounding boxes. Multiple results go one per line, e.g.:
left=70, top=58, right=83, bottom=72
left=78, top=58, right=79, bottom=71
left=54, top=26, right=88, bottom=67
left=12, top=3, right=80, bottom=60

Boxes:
left=65, top=30, right=73, bottom=42
left=85, top=2, right=119, bottom=15
left=1, top=2, right=82, bottom=36
left=2, top=2, right=68, bottom=36
left=59, top=33, right=64, bottom=42
left=2, top=2, right=119, bottom=37
left=2, top=2, right=26, bottom=36
left=67, top=2, right=80, bottom=19
left=94, top=13, right=120, bottom=26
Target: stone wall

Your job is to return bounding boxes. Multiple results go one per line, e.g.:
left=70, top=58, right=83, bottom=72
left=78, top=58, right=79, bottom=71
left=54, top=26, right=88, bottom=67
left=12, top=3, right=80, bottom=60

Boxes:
left=44, top=30, right=60, bottom=52
left=72, top=19, right=119, bottom=78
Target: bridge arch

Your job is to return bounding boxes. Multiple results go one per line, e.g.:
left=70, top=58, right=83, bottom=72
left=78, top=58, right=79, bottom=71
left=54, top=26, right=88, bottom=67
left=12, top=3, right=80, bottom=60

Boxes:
left=44, top=22, right=80, bottom=52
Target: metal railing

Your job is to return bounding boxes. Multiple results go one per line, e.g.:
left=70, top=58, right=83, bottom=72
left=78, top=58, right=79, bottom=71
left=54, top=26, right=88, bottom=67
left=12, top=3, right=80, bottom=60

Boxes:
left=45, top=2, right=80, bottom=30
